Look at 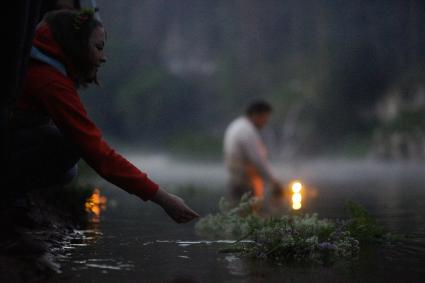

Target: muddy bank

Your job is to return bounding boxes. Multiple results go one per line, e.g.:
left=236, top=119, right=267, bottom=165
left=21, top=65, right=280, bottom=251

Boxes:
left=0, top=185, right=92, bottom=283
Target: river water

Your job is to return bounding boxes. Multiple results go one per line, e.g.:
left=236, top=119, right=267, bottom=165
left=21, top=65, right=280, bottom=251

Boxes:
left=51, top=155, right=425, bottom=283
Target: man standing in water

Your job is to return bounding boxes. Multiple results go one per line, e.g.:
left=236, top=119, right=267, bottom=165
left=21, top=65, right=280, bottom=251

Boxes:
left=224, top=100, right=282, bottom=201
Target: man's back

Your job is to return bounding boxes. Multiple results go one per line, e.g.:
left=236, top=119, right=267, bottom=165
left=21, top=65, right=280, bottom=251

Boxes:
left=224, top=116, right=271, bottom=188
left=223, top=101, right=281, bottom=199
left=224, top=116, right=256, bottom=168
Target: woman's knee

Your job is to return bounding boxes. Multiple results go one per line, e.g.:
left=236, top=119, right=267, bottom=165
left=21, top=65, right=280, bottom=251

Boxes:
left=7, top=124, right=80, bottom=185
left=60, top=164, right=79, bottom=185
left=39, top=125, right=80, bottom=165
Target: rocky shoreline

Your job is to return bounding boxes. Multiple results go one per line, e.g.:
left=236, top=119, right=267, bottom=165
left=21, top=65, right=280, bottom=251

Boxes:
left=0, top=185, right=92, bottom=282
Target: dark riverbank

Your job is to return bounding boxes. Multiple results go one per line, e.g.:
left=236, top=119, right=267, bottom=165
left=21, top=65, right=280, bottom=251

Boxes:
left=0, top=185, right=93, bottom=283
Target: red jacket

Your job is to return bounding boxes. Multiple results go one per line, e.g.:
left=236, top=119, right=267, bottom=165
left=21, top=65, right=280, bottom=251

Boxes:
left=16, top=24, right=159, bottom=201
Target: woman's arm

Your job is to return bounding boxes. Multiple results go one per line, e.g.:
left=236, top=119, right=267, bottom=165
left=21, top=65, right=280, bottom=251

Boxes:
left=36, top=79, right=199, bottom=222
left=151, top=187, right=200, bottom=223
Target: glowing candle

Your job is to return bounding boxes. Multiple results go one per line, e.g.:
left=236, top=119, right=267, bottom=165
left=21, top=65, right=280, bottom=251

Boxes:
left=85, top=187, right=107, bottom=223
left=291, top=181, right=302, bottom=193
left=290, top=180, right=303, bottom=211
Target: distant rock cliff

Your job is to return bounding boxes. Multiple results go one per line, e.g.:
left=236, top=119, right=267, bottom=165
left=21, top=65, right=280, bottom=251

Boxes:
left=371, top=78, right=425, bottom=160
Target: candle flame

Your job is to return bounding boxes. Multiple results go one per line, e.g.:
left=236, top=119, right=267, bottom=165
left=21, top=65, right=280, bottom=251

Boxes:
left=290, top=181, right=303, bottom=210
left=85, top=187, right=107, bottom=222
left=291, top=181, right=302, bottom=193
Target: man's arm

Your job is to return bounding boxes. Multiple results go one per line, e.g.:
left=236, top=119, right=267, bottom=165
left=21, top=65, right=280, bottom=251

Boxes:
left=241, top=129, right=281, bottom=192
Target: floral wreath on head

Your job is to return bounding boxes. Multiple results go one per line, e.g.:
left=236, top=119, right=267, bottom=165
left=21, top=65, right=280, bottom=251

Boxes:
left=73, top=8, right=97, bottom=30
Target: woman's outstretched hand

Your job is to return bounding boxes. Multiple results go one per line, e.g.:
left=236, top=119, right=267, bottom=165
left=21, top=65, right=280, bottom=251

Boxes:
left=151, top=187, right=200, bottom=223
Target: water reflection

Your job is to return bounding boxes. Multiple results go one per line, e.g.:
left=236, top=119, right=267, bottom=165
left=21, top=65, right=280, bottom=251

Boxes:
left=73, top=258, right=134, bottom=271
left=224, top=255, right=249, bottom=276
left=292, top=201, right=302, bottom=210
left=55, top=159, right=425, bottom=282
left=73, top=229, right=103, bottom=244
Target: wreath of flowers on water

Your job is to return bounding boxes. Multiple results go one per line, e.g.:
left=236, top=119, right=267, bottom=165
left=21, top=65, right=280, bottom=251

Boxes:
left=195, top=193, right=399, bottom=265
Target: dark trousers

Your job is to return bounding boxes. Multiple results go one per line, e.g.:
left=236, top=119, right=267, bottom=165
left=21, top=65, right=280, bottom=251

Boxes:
left=5, top=124, right=80, bottom=192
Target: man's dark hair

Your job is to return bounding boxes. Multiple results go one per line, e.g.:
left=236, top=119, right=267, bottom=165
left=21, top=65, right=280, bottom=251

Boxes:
left=43, top=9, right=103, bottom=88
left=245, top=100, right=273, bottom=116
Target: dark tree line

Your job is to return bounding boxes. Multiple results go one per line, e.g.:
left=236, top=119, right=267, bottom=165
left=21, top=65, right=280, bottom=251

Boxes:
left=7, top=1, right=424, bottom=157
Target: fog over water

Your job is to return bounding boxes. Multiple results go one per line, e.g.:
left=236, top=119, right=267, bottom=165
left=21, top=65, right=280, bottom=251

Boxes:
left=120, top=150, right=424, bottom=189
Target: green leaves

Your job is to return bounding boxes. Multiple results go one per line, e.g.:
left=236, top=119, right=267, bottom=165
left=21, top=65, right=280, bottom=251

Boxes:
left=344, top=201, right=387, bottom=243
left=195, top=194, right=394, bottom=264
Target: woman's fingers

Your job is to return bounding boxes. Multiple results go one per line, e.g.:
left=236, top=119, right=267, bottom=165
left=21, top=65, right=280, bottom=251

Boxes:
left=153, top=188, right=200, bottom=223
left=176, top=203, right=199, bottom=223
left=184, top=206, right=200, bottom=218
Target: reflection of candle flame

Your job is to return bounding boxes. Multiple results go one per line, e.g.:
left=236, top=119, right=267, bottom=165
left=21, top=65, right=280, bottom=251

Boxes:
left=85, top=188, right=107, bottom=222
left=292, top=202, right=302, bottom=210
left=290, top=181, right=303, bottom=210
left=292, top=192, right=302, bottom=203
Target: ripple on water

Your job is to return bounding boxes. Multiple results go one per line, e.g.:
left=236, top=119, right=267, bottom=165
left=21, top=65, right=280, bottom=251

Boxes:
left=177, top=255, right=190, bottom=259
left=152, top=239, right=254, bottom=247
left=73, top=258, right=134, bottom=271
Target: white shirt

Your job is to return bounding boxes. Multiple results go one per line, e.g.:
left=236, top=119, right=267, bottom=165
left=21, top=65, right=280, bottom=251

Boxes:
left=223, top=116, right=275, bottom=186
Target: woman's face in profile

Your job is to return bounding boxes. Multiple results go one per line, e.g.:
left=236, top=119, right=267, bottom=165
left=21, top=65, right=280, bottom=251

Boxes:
left=88, top=26, right=107, bottom=80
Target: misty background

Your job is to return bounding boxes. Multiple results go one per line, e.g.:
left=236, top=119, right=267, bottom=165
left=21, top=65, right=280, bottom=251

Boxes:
left=81, top=0, right=425, bottom=161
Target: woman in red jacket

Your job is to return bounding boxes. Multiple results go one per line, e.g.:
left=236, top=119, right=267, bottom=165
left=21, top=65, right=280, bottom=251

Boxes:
left=8, top=9, right=199, bottom=224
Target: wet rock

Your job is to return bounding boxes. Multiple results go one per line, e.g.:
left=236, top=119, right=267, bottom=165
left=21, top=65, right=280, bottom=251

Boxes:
left=0, top=185, right=92, bottom=282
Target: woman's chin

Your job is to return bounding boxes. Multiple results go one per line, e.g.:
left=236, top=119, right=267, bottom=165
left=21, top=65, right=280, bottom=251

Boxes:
left=86, top=73, right=97, bottom=83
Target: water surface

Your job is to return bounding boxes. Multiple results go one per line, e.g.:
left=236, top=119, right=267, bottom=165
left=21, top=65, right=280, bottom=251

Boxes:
left=52, top=157, right=425, bottom=282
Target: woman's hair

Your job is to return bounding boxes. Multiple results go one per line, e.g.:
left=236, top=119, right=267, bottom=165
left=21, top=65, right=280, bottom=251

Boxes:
left=43, top=9, right=103, bottom=88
